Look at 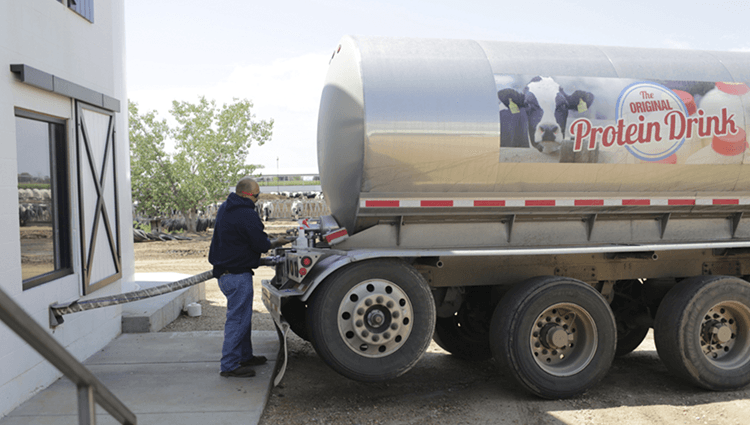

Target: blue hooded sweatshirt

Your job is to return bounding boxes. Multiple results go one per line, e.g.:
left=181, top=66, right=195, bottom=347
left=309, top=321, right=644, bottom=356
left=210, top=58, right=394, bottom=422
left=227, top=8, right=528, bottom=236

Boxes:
left=208, top=192, right=271, bottom=278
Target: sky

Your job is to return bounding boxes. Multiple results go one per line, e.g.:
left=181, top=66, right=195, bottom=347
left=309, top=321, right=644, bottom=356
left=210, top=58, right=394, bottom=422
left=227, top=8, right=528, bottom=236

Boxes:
left=124, top=0, right=750, bottom=175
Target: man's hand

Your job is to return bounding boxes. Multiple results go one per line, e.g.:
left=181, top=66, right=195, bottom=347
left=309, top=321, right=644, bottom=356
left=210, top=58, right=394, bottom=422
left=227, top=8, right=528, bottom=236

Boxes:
left=269, top=236, right=296, bottom=249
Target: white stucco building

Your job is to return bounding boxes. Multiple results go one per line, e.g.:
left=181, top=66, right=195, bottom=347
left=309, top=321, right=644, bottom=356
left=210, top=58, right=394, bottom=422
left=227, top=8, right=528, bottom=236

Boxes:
left=0, top=0, right=132, bottom=416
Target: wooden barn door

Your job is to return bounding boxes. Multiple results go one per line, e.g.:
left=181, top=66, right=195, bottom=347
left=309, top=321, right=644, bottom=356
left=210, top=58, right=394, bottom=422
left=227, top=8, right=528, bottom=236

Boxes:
left=76, top=102, right=121, bottom=294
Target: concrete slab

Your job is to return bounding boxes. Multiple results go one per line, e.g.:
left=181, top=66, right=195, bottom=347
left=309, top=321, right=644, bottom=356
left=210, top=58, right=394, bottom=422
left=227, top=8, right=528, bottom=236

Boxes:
left=121, top=273, right=206, bottom=333
left=87, top=331, right=224, bottom=364
left=0, top=331, right=279, bottom=425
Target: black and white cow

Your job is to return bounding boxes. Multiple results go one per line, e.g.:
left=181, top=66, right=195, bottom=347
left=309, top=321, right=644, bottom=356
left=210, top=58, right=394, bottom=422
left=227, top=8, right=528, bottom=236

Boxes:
left=498, top=76, right=594, bottom=153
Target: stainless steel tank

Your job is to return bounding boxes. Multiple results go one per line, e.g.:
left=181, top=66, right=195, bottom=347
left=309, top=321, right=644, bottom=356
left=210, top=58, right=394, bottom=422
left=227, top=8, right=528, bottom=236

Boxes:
left=318, top=36, right=750, bottom=234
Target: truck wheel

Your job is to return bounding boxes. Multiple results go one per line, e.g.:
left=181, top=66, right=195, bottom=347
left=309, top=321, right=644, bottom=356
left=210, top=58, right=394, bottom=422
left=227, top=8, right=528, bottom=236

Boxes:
left=307, top=260, right=436, bottom=382
left=489, top=276, right=616, bottom=399
left=433, top=308, right=492, bottom=361
left=654, top=275, right=750, bottom=390
left=611, top=280, right=650, bottom=356
left=615, top=322, right=650, bottom=357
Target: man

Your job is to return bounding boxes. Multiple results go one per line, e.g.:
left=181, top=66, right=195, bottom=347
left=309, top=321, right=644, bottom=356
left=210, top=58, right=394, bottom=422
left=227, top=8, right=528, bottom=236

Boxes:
left=209, top=176, right=291, bottom=377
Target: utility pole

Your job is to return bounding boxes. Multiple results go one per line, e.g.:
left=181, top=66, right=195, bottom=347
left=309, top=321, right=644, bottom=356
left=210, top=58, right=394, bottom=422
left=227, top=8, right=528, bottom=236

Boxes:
left=276, top=156, right=280, bottom=194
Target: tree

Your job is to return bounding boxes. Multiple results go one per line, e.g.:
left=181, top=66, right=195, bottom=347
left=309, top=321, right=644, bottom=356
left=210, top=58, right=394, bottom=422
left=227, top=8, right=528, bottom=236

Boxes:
left=129, top=97, right=273, bottom=232
left=128, top=102, right=171, bottom=218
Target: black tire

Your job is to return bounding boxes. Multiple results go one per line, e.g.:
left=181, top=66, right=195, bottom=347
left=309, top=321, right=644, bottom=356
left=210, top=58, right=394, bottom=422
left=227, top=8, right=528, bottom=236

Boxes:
left=433, top=316, right=492, bottom=361
left=615, top=323, right=650, bottom=357
left=489, top=276, right=616, bottom=399
left=307, top=259, right=436, bottom=382
left=654, top=275, right=750, bottom=390
left=611, top=280, right=650, bottom=357
left=433, top=289, right=493, bottom=361
left=280, top=297, right=309, bottom=341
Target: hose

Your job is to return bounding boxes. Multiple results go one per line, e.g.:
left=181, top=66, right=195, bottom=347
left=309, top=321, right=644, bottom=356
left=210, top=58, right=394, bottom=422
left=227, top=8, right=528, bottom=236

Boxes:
left=48, top=257, right=284, bottom=326
left=50, top=270, right=214, bottom=320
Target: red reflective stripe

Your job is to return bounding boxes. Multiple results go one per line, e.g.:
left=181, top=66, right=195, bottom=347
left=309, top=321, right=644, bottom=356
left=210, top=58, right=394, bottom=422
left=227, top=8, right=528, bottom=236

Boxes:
left=525, top=200, right=555, bottom=206
left=474, top=200, right=506, bottom=207
left=421, top=200, right=453, bottom=207
left=668, top=199, right=696, bottom=206
left=365, top=200, right=400, bottom=207
left=325, top=229, right=348, bottom=242
left=622, top=199, right=650, bottom=206
left=714, top=199, right=740, bottom=205
left=362, top=198, right=743, bottom=207
left=575, top=200, right=604, bottom=206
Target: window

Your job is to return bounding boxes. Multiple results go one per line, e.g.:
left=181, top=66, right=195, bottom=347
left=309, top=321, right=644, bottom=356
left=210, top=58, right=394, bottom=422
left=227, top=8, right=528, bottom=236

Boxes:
left=58, top=0, right=94, bottom=23
left=16, top=110, right=72, bottom=290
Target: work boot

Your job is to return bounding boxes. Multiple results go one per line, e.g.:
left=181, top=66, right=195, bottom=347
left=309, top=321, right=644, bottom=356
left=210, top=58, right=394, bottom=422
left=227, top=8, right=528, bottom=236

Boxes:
left=240, top=355, right=267, bottom=367
left=220, top=365, right=256, bottom=378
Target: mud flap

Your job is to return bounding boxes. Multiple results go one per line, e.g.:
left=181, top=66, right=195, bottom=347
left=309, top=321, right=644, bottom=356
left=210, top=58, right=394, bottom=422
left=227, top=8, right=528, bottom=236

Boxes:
left=273, top=316, right=290, bottom=386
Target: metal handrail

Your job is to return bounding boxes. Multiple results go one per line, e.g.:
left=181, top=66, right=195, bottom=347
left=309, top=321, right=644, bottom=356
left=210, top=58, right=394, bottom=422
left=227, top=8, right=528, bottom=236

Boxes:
left=0, top=287, right=136, bottom=425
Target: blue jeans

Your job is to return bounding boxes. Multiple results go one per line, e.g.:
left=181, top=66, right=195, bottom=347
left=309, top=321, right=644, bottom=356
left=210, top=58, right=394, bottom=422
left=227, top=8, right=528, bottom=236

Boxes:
left=217, top=272, right=254, bottom=372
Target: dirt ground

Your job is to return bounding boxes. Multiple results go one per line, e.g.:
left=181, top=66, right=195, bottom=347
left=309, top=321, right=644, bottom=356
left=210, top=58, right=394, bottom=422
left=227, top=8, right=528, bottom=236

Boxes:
left=134, top=224, right=750, bottom=425
left=19, top=225, right=55, bottom=280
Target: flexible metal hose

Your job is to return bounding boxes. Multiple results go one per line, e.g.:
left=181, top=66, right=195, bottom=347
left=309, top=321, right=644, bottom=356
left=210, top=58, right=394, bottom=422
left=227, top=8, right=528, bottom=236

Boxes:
left=50, top=270, right=214, bottom=318
left=48, top=257, right=283, bottom=326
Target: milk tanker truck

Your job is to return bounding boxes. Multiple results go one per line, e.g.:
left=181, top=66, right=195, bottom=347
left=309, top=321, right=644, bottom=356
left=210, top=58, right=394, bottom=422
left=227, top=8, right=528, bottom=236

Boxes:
left=262, top=36, right=750, bottom=399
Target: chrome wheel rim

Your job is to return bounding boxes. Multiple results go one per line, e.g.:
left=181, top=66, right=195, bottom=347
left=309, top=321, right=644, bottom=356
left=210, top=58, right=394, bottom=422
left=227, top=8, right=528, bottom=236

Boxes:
left=700, top=301, right=750, bottom=369
left=338, top=279, right=413, bottom=358
left=530, top=302, right=598, bottom=376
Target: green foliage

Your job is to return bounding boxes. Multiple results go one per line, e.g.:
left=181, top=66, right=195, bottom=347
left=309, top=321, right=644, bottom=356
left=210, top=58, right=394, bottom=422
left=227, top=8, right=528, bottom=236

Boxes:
left=133, top=220, right=151, bottom=233
left=129, top=102, right=171, bottom=217
left=18, top=183, right=51, bottom=190
left=129, top=97, right=273, bottom=230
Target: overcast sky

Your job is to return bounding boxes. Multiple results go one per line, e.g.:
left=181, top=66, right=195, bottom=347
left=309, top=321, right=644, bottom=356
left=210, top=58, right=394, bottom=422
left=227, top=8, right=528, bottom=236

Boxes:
left=125, top=0, right=750, bottom=174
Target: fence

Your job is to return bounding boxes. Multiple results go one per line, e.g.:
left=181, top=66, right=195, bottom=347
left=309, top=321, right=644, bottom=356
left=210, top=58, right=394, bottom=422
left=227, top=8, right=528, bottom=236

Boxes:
left=257, top=199, right=330, bottom=221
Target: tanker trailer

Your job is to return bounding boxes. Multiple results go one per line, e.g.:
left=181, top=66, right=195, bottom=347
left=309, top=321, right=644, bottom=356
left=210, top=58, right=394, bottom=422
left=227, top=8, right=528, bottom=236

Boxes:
left=262, top=35, right=750, bottom=399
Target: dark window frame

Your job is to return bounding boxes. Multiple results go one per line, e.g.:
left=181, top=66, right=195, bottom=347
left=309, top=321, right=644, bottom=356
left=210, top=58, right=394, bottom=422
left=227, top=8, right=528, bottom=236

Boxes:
left=16, top=108, right=74, bottom=291
left=57, top=0, right=94, bottom=23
